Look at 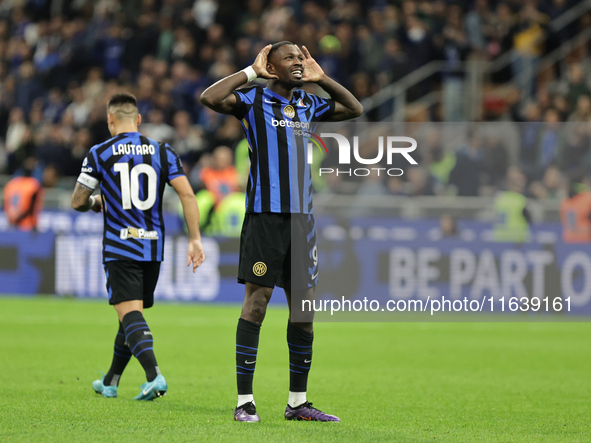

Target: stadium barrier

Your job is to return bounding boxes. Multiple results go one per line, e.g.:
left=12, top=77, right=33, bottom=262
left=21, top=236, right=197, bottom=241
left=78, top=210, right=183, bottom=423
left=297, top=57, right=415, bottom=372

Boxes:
left=1, top=211, right=591, bottom=317
left=309, top=218, right=591, bottom=319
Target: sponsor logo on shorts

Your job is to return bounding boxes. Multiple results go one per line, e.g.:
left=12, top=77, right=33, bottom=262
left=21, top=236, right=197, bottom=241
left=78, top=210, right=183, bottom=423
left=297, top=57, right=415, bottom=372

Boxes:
left=253, top=262, right=267, bottom=276
left=120, top=226, right=159, bottom=240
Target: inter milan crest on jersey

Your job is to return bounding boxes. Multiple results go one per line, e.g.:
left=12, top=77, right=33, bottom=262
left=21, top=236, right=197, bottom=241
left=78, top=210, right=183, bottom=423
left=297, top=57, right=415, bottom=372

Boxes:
left=283, top=105, right=295, bottom=118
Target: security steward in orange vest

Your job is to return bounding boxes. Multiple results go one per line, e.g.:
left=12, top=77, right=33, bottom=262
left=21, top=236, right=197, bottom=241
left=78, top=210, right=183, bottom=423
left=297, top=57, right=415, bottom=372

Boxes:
left=4, top=159, right=44, bottom=231
left=560, top=178, right=591, bottom=243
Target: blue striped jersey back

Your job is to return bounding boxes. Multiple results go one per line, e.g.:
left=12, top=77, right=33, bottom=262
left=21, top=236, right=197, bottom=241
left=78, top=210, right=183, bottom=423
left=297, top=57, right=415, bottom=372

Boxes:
left=231, top=86, right=335, bottom=214
left=77, top=131, right=185, bottom=262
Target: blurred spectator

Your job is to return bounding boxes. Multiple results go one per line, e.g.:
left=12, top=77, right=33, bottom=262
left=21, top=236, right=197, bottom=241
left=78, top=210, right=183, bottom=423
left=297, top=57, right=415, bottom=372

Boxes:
left=404, top=166, right=436, bottom=196
left=4, top=157, right=44, bottom=231
left=199, top=145, right=239, bottom=205
left=212, top=192, right=247, bottom=237
left=142, top=108, right=175, bottom=143
left=559, top=123, right=590, bottom=177
left=529, top=164, right=566, bottom=201
left=553, top=94, right=569, bottom=121
left=386, top=175, right=404, bottom=196
left=560, top=174, right=591, bottom=243
left=35, top=124, right=72, bottom=175
left=567, top=95, right=591, bottom=122
left=376, top=38, right=409, bottom=88
left=43, top=88, right=67, bottom=123
left=0, top=0, right=588, bottom=199
left=69, top=128, right=93, bottom=177
left=14, top=61, right=43, bottom=116
left=424, top=130, right=456, bottom=186
left=464, top=0, right=492, bottom=53
left=488, top=2, right=515, bottom=83
left=565, top=63, right=591, bottom=111
left=511, top=2, right=549, bottom=100
left=42, top=163, right=60, bottom=189
left=355, top=170, right=387, bottom=197
left=356, top=25, right=383, bottom=77
left=82, top=67, right=105, bottom=104
left=66, top=86, right=91, bottom=127
left=213, top=116, right=244, bottom=149
left=400, top=14, right=433, bottom=100
left=493, top=166, right=531, bottom=243
left=484, top=135, right=510, bottom=188
left=171, top=111, right=206, bottom=165
left=101, top=24, right=125, bottom=80
left=536, top=108, right=563, bottom=177
left=449, top=129, right=486, bottom=196
left=439, top=5, right=469, bottom=122
left=518, top=102, right=541, bottom=179
left=439, top=213, right=459, bottom=237
left=5, top=108, right=27, bottom=160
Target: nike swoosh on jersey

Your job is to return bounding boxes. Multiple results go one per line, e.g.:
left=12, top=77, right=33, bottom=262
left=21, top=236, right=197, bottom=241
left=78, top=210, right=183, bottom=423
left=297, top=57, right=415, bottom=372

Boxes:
left=245, top=360, right=256, bottom=364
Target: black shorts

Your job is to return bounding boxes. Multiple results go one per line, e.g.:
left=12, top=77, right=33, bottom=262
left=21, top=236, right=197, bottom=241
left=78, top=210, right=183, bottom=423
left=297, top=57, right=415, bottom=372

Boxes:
left=238, top=212, right=318, bottom=290
left=104, top=260, right=161, bottom=308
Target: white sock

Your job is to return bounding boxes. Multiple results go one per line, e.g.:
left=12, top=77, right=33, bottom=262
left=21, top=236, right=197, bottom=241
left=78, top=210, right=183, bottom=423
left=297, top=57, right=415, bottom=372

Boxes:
left=288, top=391, right=307, bottom=408
left=237, top=394, right=254, bottom=408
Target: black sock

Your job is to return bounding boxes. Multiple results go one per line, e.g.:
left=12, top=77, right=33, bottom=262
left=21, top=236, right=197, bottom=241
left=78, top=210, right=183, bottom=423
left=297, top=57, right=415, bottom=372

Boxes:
left=236, top=318, right=260, bottom=395
left=104, top=322, right=132, bottom=386
left=287, top=321, right=313, bottom=392
left=122, top=311, right=160, bottom=382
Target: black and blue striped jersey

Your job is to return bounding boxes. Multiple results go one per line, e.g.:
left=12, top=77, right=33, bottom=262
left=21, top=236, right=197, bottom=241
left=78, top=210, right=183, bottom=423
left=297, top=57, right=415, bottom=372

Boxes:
left=231, top=86, right=335, bottom=214
left=77, top=132, right=185, bottom=262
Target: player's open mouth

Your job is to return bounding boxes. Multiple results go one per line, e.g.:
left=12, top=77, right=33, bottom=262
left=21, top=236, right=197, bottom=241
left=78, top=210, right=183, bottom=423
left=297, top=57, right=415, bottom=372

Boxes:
left=291, top=69, right=303, bottom=79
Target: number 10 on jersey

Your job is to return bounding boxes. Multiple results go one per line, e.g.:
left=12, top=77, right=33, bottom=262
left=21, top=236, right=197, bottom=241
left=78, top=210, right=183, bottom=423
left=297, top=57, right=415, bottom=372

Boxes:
left=114, top=163, right=157, bottom=210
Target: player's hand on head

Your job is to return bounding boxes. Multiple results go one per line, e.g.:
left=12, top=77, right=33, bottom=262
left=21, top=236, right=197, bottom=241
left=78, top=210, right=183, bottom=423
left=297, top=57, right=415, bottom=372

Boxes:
left=187, top=238, right=206, bottom=273
left=252, top=44, right=279, bottom=80
left=297, top=45, right=325, bottom=83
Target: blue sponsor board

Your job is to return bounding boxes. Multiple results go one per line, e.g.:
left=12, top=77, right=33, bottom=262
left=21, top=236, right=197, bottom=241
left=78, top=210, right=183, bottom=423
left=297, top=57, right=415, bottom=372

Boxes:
left=0, top=210, right=246, bottom=303
left=0, top=231, right=55, bottom=295
left=315, top=217, right=591, bottom=317
left=2, top=211, right=591, bottom=316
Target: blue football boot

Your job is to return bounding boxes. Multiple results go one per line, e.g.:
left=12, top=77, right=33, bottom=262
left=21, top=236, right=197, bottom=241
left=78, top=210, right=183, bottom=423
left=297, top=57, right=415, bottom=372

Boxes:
left=92, top=373, right=118, bottom=398
left=134, top=374, right=167, bottom=401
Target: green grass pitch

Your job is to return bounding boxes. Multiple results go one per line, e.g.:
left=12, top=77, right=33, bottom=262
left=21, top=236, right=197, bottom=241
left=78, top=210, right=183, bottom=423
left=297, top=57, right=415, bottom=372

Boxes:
left=0, top=296, right=589, bottom=442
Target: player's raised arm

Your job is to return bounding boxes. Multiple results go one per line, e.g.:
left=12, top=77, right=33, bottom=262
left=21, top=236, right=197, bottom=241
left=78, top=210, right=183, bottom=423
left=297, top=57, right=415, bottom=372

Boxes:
left=171, top=175, right=206, bottom=272
left=297, top=45, right=363, bottom=121
left=200, top=44, right=278, bottom=114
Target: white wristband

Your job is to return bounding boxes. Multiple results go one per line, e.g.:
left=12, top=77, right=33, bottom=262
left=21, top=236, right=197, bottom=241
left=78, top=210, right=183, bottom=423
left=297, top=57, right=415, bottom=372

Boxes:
left=88, top=195, right=95, bottom=208
left=241, top=66, right=257, bottom=83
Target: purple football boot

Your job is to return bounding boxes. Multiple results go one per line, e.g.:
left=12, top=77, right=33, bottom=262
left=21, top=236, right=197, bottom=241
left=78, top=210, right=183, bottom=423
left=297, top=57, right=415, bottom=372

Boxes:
left=234, top=401, right=261, bottom=422
left=284, top=402, right=340, bottom=422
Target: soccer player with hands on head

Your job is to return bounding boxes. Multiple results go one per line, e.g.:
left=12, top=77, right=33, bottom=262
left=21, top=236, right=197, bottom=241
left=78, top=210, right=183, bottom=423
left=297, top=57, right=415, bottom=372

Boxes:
left=71, top=93, right=205, bottom=401
left=201, top=42, right=363, bottom=422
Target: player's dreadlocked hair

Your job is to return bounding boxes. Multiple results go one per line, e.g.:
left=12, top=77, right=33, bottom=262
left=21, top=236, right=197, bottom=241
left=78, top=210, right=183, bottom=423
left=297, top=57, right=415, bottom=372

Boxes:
left=107, top=93, right=138, bottom=120
left=268, top=41, right=295, bottom=59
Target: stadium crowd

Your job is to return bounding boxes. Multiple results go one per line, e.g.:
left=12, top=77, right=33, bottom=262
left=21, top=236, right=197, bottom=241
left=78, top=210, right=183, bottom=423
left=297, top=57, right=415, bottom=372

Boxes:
left=0, top=0, right=590, bottom=205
